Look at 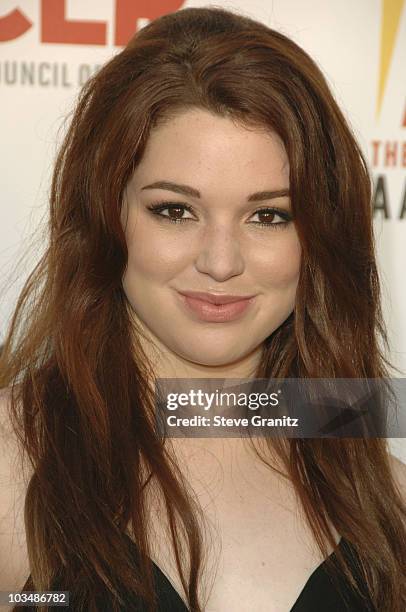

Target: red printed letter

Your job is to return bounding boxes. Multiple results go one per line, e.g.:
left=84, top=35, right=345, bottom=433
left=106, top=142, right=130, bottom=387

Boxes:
left=384, top=141, right=398, bottom=167
left=114, top=0, right=184, bottom=46
left=0, top=7, right=32, bottom=42
left=41, top=0, right=106, bottom=45
left=371, top=141, right=381, bottom=167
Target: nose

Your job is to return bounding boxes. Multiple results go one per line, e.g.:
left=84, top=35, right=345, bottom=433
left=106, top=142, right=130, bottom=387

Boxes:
left=194, top=223, right=245, bottom=281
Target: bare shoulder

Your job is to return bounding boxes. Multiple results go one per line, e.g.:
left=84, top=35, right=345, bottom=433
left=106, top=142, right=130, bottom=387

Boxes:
left=0, top=387, right=20, bottom=444
left=0, top=386, right=20, bottom=470
left=0, top=387, right=25, bottom=468
left=388, top=452, right=406, bottom=497
left=0, top=387, right=31, bottom=594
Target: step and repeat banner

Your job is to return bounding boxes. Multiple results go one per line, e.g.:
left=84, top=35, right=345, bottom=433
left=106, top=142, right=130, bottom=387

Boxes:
left=0, top=1, right=405, bottom=458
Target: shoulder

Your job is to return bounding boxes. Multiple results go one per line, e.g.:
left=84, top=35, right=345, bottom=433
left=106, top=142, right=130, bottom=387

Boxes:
left=0, top=387, right=24, bottom=474
left=0, top=387, right=31, bottom=593
left=0, top=386, right=19, bottom=468
left=388, top=452, right=406, bottom=499
left=0, top=387, right=18, bottom=443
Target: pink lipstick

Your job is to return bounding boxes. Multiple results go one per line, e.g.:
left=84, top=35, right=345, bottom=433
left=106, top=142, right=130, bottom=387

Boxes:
left=177, top=291, right=256, bottom=322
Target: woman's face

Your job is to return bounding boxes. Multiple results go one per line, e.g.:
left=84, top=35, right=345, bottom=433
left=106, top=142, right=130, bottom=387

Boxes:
left=121, top=108, right=301, bottom=373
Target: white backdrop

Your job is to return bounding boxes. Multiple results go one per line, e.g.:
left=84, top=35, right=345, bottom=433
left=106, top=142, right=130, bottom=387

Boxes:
left=1, top=0, right=405, bottom=461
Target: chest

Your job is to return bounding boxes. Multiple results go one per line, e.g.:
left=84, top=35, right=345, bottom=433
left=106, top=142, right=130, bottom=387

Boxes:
left=143, top=440, right=340, bottom=612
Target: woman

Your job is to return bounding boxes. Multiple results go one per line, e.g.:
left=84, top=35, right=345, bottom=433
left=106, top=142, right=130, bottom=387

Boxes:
left=1, top=6, right=405, bottom=612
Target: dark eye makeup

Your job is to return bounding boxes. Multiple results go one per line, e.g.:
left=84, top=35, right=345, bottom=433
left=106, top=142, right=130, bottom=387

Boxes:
left=146, top=201, right=292, bottom=230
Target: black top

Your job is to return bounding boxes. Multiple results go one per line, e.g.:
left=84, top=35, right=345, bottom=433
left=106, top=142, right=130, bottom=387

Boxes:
left=119, top=535, right=374, bottom=612
left=45, top=535, right=373, bottom=611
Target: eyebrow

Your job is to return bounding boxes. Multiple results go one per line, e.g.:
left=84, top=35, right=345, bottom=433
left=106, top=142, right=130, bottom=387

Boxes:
left=141, top=180, right=290, bottom=202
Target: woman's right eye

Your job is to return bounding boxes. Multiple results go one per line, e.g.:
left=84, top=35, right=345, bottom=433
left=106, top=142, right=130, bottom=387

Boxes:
left=146, top=202, right=195, bottom=224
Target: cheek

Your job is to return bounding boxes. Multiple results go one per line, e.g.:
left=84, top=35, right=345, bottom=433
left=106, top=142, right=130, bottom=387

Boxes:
left=278, top=241, right=301, bottom=285
left=255, top=234, right=301, bottom=288
left=124, top=220, right=189, bottom=282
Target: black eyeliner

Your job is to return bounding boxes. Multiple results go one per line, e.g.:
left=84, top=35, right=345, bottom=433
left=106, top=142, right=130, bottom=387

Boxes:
left=146, top=201, right=292, bottom=229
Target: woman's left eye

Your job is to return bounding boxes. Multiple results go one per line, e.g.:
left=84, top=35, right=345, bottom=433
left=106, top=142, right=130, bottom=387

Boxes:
left=249, top=209, right=291, bottom=228
left=146, top=202, right=292, bottom=230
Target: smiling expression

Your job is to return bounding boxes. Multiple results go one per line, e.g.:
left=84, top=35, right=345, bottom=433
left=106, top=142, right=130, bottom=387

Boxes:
left=121, top=108, right=301, bottom=373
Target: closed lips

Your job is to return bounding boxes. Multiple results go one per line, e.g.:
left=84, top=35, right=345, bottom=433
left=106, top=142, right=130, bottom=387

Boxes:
left=178, top=291, right=255, bottom=305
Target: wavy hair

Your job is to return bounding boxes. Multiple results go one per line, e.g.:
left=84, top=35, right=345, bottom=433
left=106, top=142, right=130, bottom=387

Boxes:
left=1, top=6, right=405, bottom=611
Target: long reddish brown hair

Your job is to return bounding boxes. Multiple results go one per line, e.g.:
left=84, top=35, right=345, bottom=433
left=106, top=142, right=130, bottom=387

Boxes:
left=1, top=6, right=405, bottom=611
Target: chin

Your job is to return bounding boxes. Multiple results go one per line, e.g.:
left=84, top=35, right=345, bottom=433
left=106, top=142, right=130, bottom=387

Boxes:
left=177, top=345, right=250, bottom=368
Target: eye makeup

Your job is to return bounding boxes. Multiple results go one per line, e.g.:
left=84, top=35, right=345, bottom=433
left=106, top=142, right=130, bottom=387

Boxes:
left=146, top=201, right=292, bottom=230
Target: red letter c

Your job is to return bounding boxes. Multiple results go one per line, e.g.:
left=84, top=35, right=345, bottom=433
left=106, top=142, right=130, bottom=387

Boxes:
left=0, top=7, right=32, bottom=42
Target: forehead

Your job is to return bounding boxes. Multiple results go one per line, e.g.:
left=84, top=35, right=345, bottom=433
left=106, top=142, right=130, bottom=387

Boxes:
left=132, top=108, right=289, bottom=196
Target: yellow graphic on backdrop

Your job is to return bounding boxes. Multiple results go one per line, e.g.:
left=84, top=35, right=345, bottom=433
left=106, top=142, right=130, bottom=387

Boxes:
left=377, top=0, right=405, bottom=118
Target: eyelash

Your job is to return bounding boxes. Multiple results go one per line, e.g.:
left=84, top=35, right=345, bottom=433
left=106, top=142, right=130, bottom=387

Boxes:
left=146, top=201, right=292, bottom=230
